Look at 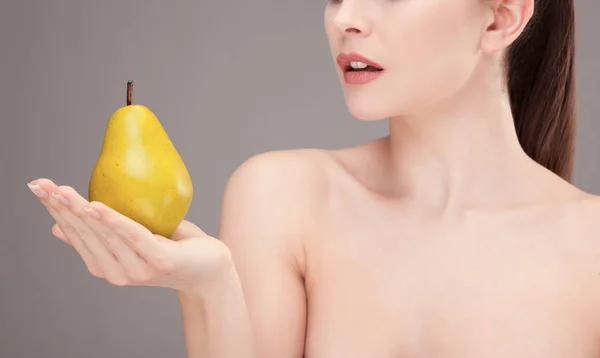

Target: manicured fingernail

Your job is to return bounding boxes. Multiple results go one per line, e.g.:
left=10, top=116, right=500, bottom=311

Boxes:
left=27, top=183, right=48, bottom=198
left=51, top=192, right=69, bottom=205
left=84, top=206, right=102, bottom=219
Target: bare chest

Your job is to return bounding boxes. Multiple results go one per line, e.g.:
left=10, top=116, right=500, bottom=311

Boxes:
left=303, top=200, right=600, bottom=358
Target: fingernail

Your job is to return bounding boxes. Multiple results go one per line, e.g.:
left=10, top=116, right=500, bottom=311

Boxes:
left=51, top=192, right=69, bottom=206
left=84, top=206, right=102, bottom=219
left=27, top=183, right=48, bottom=198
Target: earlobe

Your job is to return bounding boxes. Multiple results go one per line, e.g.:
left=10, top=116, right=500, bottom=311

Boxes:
left=480, top=0, right=534, bottom=54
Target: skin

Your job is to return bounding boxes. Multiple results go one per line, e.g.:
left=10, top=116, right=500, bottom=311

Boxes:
left=27, top=0, right=600, bottom=357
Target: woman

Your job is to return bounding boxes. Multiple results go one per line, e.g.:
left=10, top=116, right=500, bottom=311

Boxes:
left=27, top=0, right=596, bottom=356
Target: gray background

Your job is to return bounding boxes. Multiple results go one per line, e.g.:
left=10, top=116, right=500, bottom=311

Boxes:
left=1, top=1, right=599, bottom=357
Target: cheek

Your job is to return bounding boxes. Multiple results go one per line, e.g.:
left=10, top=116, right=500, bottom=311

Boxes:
left=382, top=3, right=483, bottom=107
left=324, top=9, right=339, bottom=49
left=324, top=12, right=341, bottom=69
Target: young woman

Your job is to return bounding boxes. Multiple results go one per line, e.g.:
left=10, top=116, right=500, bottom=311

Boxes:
left=28, top=0, right=597, bottom=357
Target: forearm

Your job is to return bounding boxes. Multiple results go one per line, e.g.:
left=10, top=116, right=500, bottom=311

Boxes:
left=178, top=266, right=256, bottom=358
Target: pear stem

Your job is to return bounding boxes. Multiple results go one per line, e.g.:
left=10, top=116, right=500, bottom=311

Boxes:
left=127, top=81, right=133, bottom=106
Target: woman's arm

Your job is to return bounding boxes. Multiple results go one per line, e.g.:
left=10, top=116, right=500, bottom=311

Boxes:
left=178, top=265, right=256, bottom=358
left=178, top=150, right=326, bottom=358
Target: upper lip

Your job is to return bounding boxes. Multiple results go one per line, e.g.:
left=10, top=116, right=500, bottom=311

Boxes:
left=336, top=52, right=384, bottom=71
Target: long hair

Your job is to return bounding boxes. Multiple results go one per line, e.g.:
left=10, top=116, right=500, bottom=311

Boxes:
left=506, top=0, right=577, bottom=182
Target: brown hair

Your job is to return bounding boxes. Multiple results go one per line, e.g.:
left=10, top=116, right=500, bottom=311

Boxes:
left=505, top=0, right=577, bottom=182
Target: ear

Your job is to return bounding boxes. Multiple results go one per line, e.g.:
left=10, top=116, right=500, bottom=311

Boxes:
left=480, top=0, right=535, bottom=54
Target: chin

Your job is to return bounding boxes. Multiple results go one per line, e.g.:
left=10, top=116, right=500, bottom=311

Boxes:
left=348, top=109, right=387, bottom=121
left=343, top=94, right=397, bottom=121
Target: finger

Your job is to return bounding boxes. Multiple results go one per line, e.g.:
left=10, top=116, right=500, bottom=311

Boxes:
left=52, top=223, right=70, bottom=245
left=49, top=206, right=105, bottom=278
left=29, top=179, right=104, bottom=277
left=89, top=200, right=175, bottom=270
left=47, top=193, right=107, bottom=278
left=60, top=186, right=148, bottom=279
left=49, top=186, right=126, bottom=281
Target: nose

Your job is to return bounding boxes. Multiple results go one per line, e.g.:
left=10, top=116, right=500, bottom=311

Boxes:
left=332, top=0, right=372, bottom=37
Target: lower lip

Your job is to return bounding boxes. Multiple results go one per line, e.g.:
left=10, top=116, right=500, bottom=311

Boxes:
left=343, top=70, right=384, bottom=85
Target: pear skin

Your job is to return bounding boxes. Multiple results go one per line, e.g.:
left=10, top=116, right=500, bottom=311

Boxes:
left=88, top=81, right=193, bottom=239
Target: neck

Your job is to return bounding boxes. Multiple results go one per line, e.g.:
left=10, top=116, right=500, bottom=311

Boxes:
left=383, top=70, right=562, bottom=215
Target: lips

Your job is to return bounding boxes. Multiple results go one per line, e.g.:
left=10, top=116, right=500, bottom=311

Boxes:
left=336, top=52, right=385, bottom=85
left=336, top=52, right=384, bottom=72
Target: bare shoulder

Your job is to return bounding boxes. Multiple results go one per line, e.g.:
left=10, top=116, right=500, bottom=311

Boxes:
left=575, top=192, right=600, bottom=228
left=217, top=148, right=343, bottom=263
left=217, top=142, right=381, bottom=243
left=222, top=148, right=336, bottom=216
left=221, top=138, right=383, bottom=203
left=558, top=191, right=600, bottom=244
left=227, top=148, right=333, bottom=187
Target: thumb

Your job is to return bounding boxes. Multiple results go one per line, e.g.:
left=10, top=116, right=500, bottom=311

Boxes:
left=169, top=220, right=208, bottom=241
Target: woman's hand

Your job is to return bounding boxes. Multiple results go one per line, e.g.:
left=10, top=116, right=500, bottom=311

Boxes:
left=27, top=178, right=234, bottom=293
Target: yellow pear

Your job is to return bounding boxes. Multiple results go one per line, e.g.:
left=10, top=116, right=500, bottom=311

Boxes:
left=88, top=81, right=193, bottom=239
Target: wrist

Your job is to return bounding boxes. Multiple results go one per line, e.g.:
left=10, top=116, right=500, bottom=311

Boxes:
left=179, top=262, right=242, bottom=301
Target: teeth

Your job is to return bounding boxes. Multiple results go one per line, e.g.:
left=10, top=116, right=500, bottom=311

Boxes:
left=349, top=61, right=368, bottom=69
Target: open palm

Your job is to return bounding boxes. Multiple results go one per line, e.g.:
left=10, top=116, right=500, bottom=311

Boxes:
left=27, top=178, right=233, bottom=293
